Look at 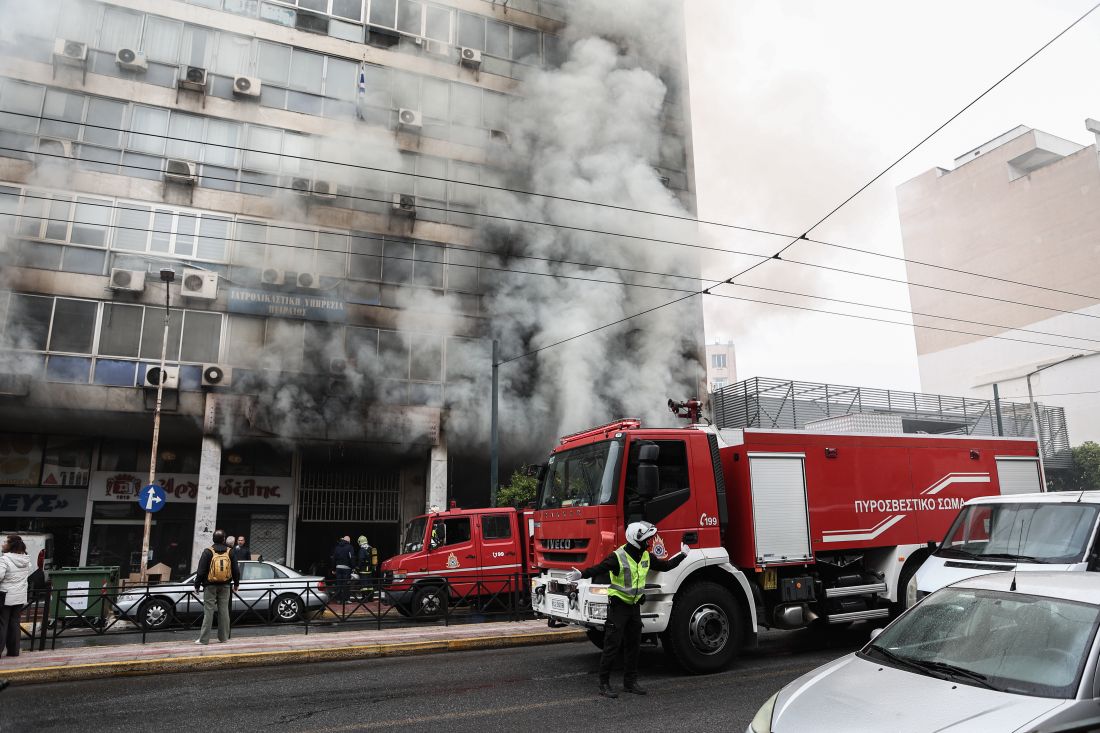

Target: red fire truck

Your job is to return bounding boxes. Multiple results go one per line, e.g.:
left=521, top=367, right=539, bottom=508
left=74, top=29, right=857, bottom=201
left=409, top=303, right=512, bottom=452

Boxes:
left=529, top=414, right=1041, bottom=673
left=379, top=504, right=537, bottom=618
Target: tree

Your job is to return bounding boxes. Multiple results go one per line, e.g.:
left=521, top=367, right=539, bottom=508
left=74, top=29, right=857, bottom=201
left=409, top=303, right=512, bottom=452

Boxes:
left=496, top=469, right=538, bottom=508
left=1050, top=442, right=1100, bottom=492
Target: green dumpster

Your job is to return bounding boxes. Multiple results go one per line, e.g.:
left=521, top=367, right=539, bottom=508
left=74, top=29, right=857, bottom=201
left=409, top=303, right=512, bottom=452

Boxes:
left=50, top=566, right=120, bottom=623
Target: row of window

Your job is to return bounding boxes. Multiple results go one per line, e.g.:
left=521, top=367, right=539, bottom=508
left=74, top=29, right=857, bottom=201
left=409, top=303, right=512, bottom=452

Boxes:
left=0, top=292, right=490, bottom=392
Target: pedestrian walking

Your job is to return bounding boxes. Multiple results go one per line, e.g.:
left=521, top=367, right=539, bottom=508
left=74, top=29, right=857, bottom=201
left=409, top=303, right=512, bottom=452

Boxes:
left=194, top=529, right=240, bottom=645
left=0, top=535, right=32, bottom=658
left=233, top=536, right=251, bottom=562
left=330, top=536, right=355, bottom=603
left=566, top=522, right=689, bottom=698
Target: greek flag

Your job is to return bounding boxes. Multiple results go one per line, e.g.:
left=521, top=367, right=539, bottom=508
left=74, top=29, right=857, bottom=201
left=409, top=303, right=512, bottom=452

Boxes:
left=357, top=64, right=367, bottom=98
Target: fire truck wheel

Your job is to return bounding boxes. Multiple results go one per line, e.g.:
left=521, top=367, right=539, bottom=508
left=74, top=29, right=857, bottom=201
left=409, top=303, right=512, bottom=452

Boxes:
left=412, top=585, right=448, bottom=620
left=664, top=581, right=741, bottom=674
left=585, top=628, right=605, bottom=649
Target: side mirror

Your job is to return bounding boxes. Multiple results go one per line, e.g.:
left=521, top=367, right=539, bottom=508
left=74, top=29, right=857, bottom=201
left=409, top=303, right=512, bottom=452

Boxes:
left=926, top=540, right=939, bottom=552
left=637, top=444, right=660, bottom=500
left=869, top=627, right=884, bottom=641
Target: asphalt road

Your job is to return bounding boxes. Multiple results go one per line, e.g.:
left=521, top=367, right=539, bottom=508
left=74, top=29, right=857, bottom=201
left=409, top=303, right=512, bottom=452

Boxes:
left=1, top=625, right=872, bottom=731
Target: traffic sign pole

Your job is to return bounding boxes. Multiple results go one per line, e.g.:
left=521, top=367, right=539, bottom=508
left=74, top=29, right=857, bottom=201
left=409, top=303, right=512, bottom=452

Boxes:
left=141, top=272, right=173, bottom=581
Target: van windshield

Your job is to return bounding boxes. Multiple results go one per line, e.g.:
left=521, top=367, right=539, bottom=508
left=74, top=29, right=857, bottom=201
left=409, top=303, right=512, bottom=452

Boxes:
left=939, top=502, right=1099, bottom=564
left=401, top=517, right=428, bottom=553
left=538, top=439, right=624, bottom=510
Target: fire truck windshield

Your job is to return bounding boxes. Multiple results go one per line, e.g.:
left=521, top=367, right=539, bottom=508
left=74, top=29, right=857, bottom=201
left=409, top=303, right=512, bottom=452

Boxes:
left=939, top=502, right=1100, bottom=565
left=538, top=439, right=623, bottom=510
left=401, top=516, right=428, bottom=553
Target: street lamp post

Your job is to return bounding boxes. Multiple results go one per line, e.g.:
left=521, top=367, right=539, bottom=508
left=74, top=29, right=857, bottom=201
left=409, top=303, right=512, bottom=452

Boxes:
left=140, top=268, right=175, bottom=581
left=1024, top=353, right=1087, bottom=491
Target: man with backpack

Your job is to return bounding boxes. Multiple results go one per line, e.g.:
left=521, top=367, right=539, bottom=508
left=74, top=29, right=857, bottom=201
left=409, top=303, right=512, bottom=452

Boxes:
left=194, top=529, right=240, bottom=645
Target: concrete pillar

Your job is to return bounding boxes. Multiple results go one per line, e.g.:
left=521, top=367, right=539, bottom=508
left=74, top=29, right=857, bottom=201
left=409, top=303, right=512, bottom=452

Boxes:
left=190, top=394, right=222, bottom=571
left=428, top=436, right=448, bottom=512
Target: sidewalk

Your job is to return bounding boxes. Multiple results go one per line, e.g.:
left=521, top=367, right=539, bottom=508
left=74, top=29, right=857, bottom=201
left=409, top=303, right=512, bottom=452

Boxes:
left=0, top=620, right=585, bottom=685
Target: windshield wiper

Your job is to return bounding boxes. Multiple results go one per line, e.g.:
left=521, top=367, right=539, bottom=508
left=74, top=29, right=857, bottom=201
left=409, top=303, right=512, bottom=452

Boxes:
left=916, top=660, right=1000, bottom=690
left=865, top=645, right=949, bottom=680
left=978, top=552, right=1047, bottom=564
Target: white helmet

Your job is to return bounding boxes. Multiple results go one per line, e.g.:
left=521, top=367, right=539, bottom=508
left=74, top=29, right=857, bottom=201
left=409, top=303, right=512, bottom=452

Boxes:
left=625, top=521, right=658, bottom=548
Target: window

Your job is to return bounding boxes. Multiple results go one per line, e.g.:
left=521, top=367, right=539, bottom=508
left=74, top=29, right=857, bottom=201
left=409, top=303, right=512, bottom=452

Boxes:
left=482, top=515, right=512, bottom=540
left=434, top=517, right=471, bottom=547
left=456, top=11, right=483, bottom=49
left=41, top=436, right=93, bottom=487
left=624, top=440, right=691, bottom=497
left=378, top=330, right=409, bottom=378
left=49, top=299, right=97, bottom=354
left=710, top=353, right=727, bottom=368
left=241, top=563, right=276, bottom=581
left=409, top=333, right=441, bottom=381
left=98, top=304, right=144, bottom=357
left=7, top=295, right=53, bottom=351
left=369, top=0, right=397, bottom=27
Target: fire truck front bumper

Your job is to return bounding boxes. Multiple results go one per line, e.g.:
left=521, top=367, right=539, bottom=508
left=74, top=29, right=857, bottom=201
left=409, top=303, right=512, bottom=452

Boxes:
left=531, top=573, right=609, bottom=628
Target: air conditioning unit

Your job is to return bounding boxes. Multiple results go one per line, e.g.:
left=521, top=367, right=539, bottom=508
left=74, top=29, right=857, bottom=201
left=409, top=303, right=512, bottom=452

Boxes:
left=233, top=75, right=261, bottom=98
left=311, top=179, right=337, bottom=199
left=181, top=268, right=218, bottom=300
left=116, top=48, right=148, bottom=72
left=54, top=38, right=87, bottom=66
left=201, top=364, right=232, bottom=388
left=296, top=272, right=321, bottom=289
left=178, top=65, right=208, bottom=92
left=392, top=193, right=416, bottom=217
left=329, top=358, right=347, bottom=374
left=37, top=137, right=73, bottom=158
left=0, top=373, right=30, bottom=397
left=489, top=129, right=509, bottom=143
left=109, top=268, right=146, bottom=292
left=398, top=108, right=422, bottom=130
left=459, top=47, right=482, bottom=69
left=261, top=268, right=285, bottom=286
left=290, top=177, right=311, bottom=195
left=164, top=158, right=197, bottom=185
left=142, top=364, right=179, bottom=390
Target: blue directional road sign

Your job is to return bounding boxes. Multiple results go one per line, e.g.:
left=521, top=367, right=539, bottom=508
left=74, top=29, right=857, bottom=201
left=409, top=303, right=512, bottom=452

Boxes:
left=138, top=484, right=167, bottom=513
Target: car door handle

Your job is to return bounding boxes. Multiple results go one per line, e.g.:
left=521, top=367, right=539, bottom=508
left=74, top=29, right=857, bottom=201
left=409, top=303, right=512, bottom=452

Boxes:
left=465, top=554, right=476, bottom=559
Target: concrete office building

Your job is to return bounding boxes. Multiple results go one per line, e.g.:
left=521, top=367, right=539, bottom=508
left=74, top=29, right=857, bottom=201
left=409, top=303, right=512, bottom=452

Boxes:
left=0, top=0, right=700, bottom=575
left=896, top=122, right=1100, bottom=452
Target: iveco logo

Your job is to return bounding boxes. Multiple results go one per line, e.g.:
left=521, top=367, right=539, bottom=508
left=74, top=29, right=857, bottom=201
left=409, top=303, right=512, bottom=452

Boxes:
left=545, top=539, right=573, bottom=550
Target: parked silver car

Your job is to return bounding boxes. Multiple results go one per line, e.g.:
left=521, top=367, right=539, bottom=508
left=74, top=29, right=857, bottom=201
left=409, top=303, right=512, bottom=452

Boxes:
left=749, top=572, right=1100, bottom=733
left=115, top=560, right=329, bottom=630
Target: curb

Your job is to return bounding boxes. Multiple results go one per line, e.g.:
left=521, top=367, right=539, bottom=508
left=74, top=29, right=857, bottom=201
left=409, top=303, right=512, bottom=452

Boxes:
left=2, top=628, right=586, bottom=684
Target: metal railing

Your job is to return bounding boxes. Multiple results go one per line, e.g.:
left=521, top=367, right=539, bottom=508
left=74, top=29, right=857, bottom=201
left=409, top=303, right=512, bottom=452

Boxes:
left=15, top=573, right=534, bottom=652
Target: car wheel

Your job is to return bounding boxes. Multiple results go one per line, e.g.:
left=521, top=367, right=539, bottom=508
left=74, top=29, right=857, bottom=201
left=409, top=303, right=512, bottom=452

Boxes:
left=273, top=593, right=303, bottom=622
left=138, top=597, right=174, bottom=631
left=585, top=628, right=605, bottom=649
left=412, top=585, right=448, bottom=620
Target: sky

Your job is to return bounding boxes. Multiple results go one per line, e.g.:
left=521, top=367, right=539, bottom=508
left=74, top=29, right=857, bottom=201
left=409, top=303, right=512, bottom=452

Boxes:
left=683, top=0, right=1100, bottom=391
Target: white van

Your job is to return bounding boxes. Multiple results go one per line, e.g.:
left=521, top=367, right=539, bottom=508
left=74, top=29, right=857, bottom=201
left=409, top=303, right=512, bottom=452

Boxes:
left=912, top=491, right=1100, bottom=604
left=0, top=531, right=54, bottom=585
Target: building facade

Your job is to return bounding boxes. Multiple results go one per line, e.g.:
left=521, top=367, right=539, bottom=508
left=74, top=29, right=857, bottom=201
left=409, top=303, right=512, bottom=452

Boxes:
left=896, top=122, right=1100, bottom=448
left=705, top=339, right=735, bottom=392
left=0, top=0, right=699, bottom=576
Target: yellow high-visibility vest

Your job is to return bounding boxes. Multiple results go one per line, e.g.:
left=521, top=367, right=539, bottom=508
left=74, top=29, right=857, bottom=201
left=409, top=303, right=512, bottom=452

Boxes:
left=608, top=546, right=649, bottom=605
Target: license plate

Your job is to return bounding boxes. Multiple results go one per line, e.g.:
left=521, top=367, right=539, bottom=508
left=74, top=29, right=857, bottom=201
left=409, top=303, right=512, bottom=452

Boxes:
left=550, top=595, right=567, bottom=613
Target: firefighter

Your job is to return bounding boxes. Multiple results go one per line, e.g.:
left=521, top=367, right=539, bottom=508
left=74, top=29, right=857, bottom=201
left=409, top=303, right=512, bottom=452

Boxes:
left=566, top=521, right=689, bottom=698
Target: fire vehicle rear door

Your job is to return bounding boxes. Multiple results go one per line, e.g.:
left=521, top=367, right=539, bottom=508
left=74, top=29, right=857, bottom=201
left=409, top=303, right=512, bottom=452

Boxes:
left=478, top=512, right=521, bottom=599
left=748, top=453, right=813, bottom=564
left=995, top=456, right=1042, bottom=495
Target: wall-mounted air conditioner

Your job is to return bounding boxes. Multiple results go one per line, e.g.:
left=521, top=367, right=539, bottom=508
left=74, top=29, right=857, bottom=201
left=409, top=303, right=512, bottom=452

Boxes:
left=54, top=39, right=87, bottom=66
left=290, top=177, right=311, bottom=195
left=311, top=180, right=337, bottom=199
left=233, top=75, right=261, bottom=98
left=329, top=358, right=347, bottom=375
left=142, top=364, right=179, bottom=390
left=398, top=108, right=422, bottom=131
left=116, top=48, right=148, bottom=72
left=261, top=268, right=285, bottom=286
left=201, top=364, right=232, bottom=388
left=296, top=272, right=321, bottom=289
left=181, top=268, right=218, bottom=300
left=164, top=158, right=197, bottom=185
left=109, top=268, right=146, bottom=292
left=459, top=47, right=482, bottom=69
left=178, top=65, right=208, bottom=92
left=392, top=193, right=416, bottom=217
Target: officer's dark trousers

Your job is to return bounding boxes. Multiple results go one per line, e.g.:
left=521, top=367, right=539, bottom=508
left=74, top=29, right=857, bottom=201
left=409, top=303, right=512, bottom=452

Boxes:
left=599, top=597, right=642, bottom=686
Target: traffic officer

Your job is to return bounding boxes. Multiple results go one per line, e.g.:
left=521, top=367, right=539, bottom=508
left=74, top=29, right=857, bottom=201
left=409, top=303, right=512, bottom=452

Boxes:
left=566, top=521, right=689, bottom=698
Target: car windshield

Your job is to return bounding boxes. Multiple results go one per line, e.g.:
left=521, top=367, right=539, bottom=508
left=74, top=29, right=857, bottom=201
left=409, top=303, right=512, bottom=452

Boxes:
left=861, top=587, right=1100, bottom=698
left=538, top=439, right=624, bottom=510
left=402, top=517, right=428, bottom=553
left=939, top=503, right=1099, bottom=564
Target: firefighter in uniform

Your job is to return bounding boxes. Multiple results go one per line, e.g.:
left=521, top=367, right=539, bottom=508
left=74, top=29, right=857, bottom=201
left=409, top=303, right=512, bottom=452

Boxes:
left=566, top=521, right=689, bottom=698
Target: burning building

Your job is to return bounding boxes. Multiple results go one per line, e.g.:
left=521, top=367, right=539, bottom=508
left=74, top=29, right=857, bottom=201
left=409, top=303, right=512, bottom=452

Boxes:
left=0, top=0, right=701, bottom=574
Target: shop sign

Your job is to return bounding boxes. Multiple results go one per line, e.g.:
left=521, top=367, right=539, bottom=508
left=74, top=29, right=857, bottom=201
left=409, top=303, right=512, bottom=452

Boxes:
left=0, top=487, right=87, bottom=517
left=90, top=472, right=293, bottom=505
left=227, top=287, right=346, bottom=322
left=0, top=434, right=44, bottom=487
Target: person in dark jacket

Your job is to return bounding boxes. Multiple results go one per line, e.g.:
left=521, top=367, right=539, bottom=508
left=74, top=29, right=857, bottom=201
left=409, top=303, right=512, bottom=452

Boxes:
left=566, top=522, right=689, bottom=698
left=232, top=536, right=251, bottom=562
left=330, top=536, right=355, bottom=603
left=194, top=529, right=240, bottom=645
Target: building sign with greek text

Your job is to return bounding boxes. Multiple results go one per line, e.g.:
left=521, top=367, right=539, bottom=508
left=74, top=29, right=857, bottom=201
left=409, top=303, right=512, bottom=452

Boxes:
left=90, top=472, right=293, bottom=505
left=0, top=487, right=87, bottom=517
left=227, top=287, right=346, bottom=322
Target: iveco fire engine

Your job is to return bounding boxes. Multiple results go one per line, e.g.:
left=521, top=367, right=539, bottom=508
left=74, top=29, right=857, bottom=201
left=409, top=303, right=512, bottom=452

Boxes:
left=530, top=402, right=1041, bottom=673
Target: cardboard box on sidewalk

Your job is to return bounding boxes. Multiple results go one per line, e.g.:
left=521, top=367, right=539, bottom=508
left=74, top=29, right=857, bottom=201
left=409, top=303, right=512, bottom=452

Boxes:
left=146, top=563, right=172, bottom=583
